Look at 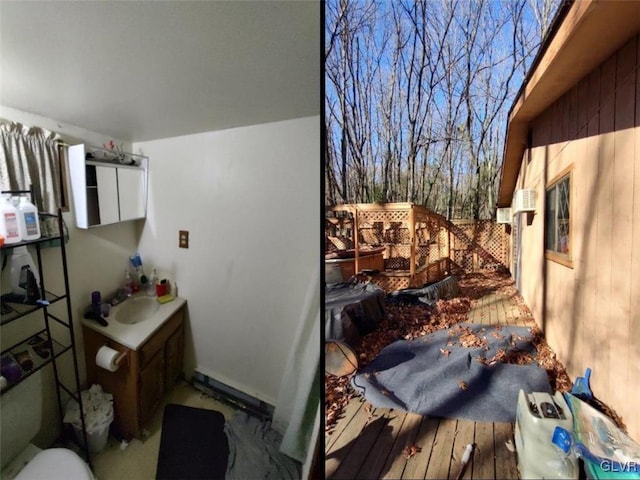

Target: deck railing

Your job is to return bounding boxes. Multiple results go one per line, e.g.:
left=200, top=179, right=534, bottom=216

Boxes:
left=326, top=203, right=510, bottom=291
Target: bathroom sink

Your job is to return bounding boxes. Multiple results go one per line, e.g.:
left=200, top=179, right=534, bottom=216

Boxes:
left=115, top=296, right=159, bottom=325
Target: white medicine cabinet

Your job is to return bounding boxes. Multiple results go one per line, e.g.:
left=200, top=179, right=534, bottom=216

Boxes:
left=68, top=144, right=148, bottom=228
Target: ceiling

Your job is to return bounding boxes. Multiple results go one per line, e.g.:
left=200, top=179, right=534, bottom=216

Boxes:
left=0, top=1, right=320, bottom=142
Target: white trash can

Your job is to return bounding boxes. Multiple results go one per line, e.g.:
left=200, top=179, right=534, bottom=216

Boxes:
left=64, top=385, right=114, bottom=453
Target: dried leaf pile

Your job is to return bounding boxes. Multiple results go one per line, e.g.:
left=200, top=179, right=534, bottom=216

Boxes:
left=325, top=271, right=574, bottom=435
left=402, top=444, right=422, bottom=459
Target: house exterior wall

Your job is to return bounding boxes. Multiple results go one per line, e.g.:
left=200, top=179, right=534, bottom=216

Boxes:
left=513, top=34, right=640, bottom=440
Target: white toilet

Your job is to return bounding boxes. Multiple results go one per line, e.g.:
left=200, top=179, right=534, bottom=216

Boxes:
left=1, top=372, right=95, bottom=480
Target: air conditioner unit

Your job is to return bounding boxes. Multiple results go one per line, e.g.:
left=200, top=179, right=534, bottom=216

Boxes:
left=514, top=189, right=536, bottom=213
left=496, top=208, right=512, bottom=224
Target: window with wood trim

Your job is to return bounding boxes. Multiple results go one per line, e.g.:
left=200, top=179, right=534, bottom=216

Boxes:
left=545, top=171, right=571, bottom=262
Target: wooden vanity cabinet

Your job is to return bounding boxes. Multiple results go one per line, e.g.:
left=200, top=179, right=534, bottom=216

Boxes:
left=82, top=306, right=185, bottom=440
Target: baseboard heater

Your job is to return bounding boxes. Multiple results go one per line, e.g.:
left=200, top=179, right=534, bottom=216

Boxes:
left=192, top=371, right=274, bottom=420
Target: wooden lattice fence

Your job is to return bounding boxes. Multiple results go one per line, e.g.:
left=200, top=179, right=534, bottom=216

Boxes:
left=448, top=219, right=510, bottom=274
left=326, top=203, right=510, bottom=291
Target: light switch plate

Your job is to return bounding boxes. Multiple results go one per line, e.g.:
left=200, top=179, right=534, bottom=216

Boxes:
left=179, top=230, right=189, bottom=248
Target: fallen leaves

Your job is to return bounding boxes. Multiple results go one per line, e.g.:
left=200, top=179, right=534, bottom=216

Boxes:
left=402, top=444, right=422, bottom=459
left=363, top=402, right=374, bottom=426
left=458, top=381, right=469, bottom=391
left=459, top=330, right=487, bottom=349
left=325, top=373, right=355, bottom=434
left=364, top=402, right=373, bottom=416
left=476, top=347, right=535, bottom=367
left=325, top=270, right=576, bottom=435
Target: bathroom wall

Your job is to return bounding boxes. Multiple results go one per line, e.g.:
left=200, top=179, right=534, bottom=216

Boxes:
left=1, top=107, right=320, bottom=455
left=134, top=115, right=320, bottom=406
left=1, top=105, right=141, bottom=447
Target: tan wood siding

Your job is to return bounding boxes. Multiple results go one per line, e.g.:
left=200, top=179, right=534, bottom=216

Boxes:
left=514, top=34, right=640, bottom=440
left=629, top=38, right=640, bottom=438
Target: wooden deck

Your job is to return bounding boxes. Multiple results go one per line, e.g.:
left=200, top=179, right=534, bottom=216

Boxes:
left=326, top=289, right=533, bottom=479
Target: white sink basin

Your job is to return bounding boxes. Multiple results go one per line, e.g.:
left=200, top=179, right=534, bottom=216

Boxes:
left=115, top=296, right=159, bottom=324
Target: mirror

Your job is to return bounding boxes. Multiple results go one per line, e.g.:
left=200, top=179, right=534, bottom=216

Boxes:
left=69, top=145, right=148, bottom=228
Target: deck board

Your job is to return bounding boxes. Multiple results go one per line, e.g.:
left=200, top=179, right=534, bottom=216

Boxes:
left=326, top=288, right=525, bottom=479
left=400, top=416, right=440, bottom=479
left=356, top=410, right=406, bottom=479
left=425, top=417, right=458, bottom=479
left=331, top=411, right=392, bottom=479
left=326, top=397, right=365, bottom=452
left=452, top=419, right=476, bottom=479
left=326, top=399, right=370, bottom=477
left=381, top=412, right=423, bottom=479
left=494, top=422, right=519, bottom=480
left=473, top=422, right=496, bottom=479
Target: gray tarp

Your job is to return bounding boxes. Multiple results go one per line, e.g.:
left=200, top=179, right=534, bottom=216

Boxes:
left=224, top=411, right=300, bottom=480
left=325, top=283, right=385, bottom=345
left=351, top=323, right=552, bottom=422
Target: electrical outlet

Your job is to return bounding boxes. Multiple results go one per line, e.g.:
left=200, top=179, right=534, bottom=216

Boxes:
left=179, top=230, right=189, bottom=248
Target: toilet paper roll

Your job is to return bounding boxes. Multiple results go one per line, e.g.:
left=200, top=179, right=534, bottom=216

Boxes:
left=95, top=346, right=121, bottom=372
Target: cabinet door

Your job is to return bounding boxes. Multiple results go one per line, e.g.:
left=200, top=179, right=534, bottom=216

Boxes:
left=95, top=166, right=120, bottom=225
left=138, top=350, right=164, bottom=429
left=164, top=327, right=184, bottom=390
left=118, top=167, right=146, bottom=221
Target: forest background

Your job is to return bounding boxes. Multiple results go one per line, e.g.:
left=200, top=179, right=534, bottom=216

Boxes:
left=325, top=0, right=561, bottom=220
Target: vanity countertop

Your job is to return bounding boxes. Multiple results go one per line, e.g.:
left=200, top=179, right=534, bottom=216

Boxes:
left=81, top=294, right=186, bottom=351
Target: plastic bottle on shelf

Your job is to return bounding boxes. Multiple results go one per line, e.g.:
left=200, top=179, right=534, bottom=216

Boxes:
left=0, top=195, right=22, bottom=244
left=17, top=196, right=41, bottom=241
left=123, top=270, right=133, bottom=297
left=147, top=268, right=158, bottom=296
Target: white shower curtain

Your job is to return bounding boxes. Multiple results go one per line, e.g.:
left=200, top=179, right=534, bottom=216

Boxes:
left=272, top=263, right=320, bottom=464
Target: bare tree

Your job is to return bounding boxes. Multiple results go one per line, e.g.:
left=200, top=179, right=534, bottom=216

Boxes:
left=325, top=0, right=561, bottom=218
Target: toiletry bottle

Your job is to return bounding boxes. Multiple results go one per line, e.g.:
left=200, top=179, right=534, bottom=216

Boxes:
left=17, top=196, right=41, bottom=241
left=0, top=195, right=22, bottom=244
left=147, top=268, right=158, bottom=296
left=123, top=270, right=132, bottom=296
left=132, top=267, right=141, bottom=293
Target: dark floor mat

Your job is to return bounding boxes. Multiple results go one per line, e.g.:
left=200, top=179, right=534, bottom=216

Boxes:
left=351, top=323, right=551, bottom=422
left=156, top=404, right=229, bottom=480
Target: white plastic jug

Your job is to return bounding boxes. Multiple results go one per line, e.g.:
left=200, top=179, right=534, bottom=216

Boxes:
left=10, top=246, right=41, bottom=299
left=515, top=390, right=579, bottom=479
left=17, top=196, right=41, bottom=241
left=1, top=195, right=22, bottom=244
